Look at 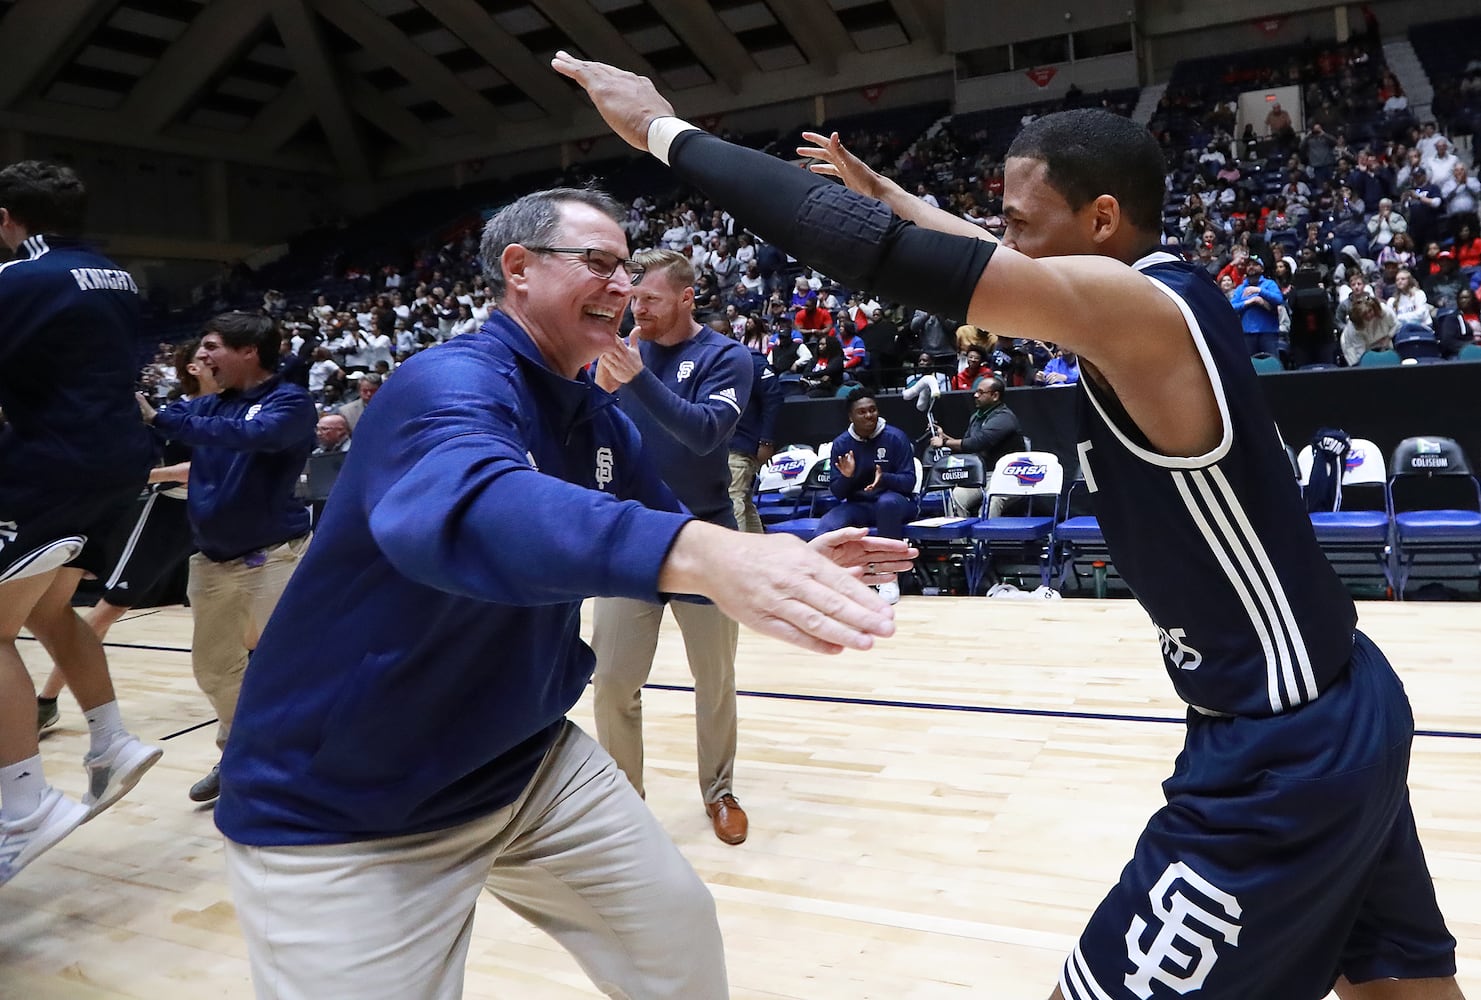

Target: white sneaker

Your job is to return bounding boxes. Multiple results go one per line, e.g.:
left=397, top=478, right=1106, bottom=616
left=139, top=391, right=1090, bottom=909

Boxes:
left=0, top=787, right=90, bottom=887
left=877, top=580, right=901, bottom=605
left=82, top=735, right=162, bottom=820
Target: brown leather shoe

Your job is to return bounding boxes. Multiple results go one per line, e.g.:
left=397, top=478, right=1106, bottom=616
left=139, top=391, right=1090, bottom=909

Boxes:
left=705, top=794, right=748, bottom=845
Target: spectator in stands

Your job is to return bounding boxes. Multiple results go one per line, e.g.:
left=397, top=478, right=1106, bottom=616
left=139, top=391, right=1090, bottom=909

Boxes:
left=1340, top=292, right=1398, bottom=364
left=1424, top=138, right=1462, bottom=184
left=312, top=414, right=351, bottom=456
left=1426, top=252, right=1466, bottom=310
left=803, top=336, right=846, bottom=398
left=337, top=372, right=380, bottom=432
left=1389, top=269, right=1433, bottom=328
left=1300, top=122, right=1338, bottom=176
left=306, top=346, right=341, bottom=402
left=1454, top=223, right=1481, bottom=276
left=1367, top=198, right=1407, bottom=248
left=950, top=345, right=994, bottom=390
left=838, top=320, right=868, bottom=373
left=1402, top=166, right=1445, bottom=249
left=765, top=322, right=808, bottom=377
left=449, top=303, right=479, bottom=338
left=788, top=275, right=811, bottom=309
left=1397, top=148, right=1425, bottom=189
left=930, top=376, right=1024, bottom=515
left=1441, top=163, right=1480, bottom=235
left=861, top=306, right=902, bottom=387
left=818, top=388, right=917, bottom=605
left=1456, top=287, right=1481, bottom=343
left=1231, top=256, right=1286, bottom=356
left=793, top=292, right=833, bottom=341
left=1335, top=271, right=1371, bottom=329
left=1380, top=232, right=1418, bottom=272
left=1265, top=102, right=1294, bottom=147
left=1036, top=348, right=1080, bottom=385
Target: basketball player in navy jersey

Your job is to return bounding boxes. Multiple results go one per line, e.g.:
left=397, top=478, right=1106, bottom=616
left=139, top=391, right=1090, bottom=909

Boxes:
left=557, top=54, right=1464, bottom=1000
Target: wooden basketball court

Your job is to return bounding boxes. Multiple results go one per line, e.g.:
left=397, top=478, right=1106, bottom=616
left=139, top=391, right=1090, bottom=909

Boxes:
left=4, top=598, right=1478, bottom=998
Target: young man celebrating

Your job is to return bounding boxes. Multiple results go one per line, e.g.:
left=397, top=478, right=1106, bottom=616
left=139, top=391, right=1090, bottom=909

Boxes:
left=138, top=312, right=317, bottom=803
left=556, top=52, right=1463, bottom=1000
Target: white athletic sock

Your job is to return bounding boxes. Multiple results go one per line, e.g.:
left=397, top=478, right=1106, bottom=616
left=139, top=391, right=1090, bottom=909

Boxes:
left=84, top=700, right=127, bottom=758
left=0, top=755, right=48, bottom=823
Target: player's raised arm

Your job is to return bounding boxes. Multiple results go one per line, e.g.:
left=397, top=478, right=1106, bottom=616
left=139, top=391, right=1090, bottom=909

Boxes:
left=551, top=53, right=1182, bottom=384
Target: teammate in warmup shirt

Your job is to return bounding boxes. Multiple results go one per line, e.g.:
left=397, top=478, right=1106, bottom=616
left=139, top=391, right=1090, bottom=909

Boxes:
left=0, top=161, right=162, bottom=886
left=557, top=52, right=1464, bottom=1000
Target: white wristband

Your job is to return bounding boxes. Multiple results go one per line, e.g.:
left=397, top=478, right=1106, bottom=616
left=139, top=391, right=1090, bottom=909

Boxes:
left=647, top=116, right=701, bottom=166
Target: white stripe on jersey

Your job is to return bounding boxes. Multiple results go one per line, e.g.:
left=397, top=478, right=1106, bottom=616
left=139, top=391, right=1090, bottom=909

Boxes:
left=0, top=234, right=51, bottom=278
left=708, top=388, right=741, bottom=415
left=105, top=491, right=157, bottom=591
left=1172, top=470, right=1285, bottom=714
left=1173, top=465, right=1319, bottom=712
left=1060, top=943, right=1117, bottom=1000
left=1209, top=465, right=1318, bottom=700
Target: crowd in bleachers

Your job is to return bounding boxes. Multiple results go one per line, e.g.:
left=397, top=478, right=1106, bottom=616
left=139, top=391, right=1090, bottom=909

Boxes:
left=1151, top=34, right=1481, bottom=366
left=129, top=17, right=1481, bottom=420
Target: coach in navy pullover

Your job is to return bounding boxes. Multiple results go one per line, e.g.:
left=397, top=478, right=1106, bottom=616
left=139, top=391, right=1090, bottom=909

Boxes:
left=209, top=192, right=902, bottom=1000
left=216, top=310, right=694, bottom=842
left=597, top=263, right=753, bottom=526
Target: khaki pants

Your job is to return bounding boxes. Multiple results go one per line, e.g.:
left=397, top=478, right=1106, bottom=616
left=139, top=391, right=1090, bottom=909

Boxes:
left=726, top=452, right=764, bottom=534
left=953, top=489, right=1022, bottom=518
left=186, top=534, right=308, bottom=750
left=591, top=597, right=739, bottom=803
left=225, top=722, right=726, bottom=1000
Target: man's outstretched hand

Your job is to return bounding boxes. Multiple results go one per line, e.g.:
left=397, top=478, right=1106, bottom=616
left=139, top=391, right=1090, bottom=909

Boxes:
left=551, top=51, right=674, bottom=153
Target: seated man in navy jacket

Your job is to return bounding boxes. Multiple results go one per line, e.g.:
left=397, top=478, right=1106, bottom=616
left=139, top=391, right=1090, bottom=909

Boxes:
left=213, top=187, right=912, bottom=1000
left=818, top=387, right=918, bottom=603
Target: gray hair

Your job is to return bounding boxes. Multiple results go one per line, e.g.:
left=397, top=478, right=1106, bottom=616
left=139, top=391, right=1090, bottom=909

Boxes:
left=479, top=187, right=624, bottom=300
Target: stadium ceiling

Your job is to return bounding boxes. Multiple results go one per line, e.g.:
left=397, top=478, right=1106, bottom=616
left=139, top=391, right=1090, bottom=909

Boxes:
left=0, top=0, right=946, bottom=179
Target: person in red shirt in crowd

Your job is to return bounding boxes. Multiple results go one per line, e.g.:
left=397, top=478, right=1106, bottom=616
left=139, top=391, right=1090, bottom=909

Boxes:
left=1215, top=244, right=1250, bottom=288
left=1453, top=223, right=1481, bottom=272
left=793, top=292, right=833, bottom=340
left=950, top=345, right=994, bottom=391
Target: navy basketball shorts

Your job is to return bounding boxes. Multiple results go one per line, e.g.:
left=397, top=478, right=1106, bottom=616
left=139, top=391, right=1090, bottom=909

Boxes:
left=1061, top=631, right=1457, bottom=1000
left=98, top=491, right=194, bottom=606
left=0, top=484, right=143, bottom=585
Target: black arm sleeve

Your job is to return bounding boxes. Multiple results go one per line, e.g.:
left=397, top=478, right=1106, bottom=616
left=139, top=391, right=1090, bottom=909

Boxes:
left=668, top=130, right=995, bottom=321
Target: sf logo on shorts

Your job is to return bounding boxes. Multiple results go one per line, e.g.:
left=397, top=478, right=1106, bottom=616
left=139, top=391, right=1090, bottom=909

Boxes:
left=594, top=447, right=614, bottom=490
left=1124, top=862, right=1241, bottom=998
left=0, top=520, right=16, bottom=551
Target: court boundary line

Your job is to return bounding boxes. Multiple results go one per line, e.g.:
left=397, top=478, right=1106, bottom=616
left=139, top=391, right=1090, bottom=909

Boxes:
left=23, top=637, right=1481, bottom=742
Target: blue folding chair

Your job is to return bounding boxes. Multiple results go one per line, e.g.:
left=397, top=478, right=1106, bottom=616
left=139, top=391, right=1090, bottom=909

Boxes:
left=1054, top=477, right=1113, bottom=596
left=905, top=454, right=987, bottom=594
left=971, top=452, right=1064, bottom=592
left=1297, top=437, right=1394, bottom=596
left=765, top=458, right=834, bottom=540
left=1388, top=437, right=1481, bottom=598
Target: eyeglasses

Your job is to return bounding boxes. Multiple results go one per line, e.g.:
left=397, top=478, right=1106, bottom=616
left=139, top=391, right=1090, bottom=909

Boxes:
left=524, top=246, right=645, bottom=285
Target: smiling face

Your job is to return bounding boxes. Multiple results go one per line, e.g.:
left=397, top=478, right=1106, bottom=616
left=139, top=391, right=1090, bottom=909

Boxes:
left=197, top=332, right=259, bottom=392
left=501, top=200, right=633, bottom=376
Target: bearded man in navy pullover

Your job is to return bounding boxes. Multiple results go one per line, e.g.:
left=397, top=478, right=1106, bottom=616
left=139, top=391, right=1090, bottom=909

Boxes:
left=590, top=248, right=756, bottom=845
left=213, top=188, right=910, bottom=1000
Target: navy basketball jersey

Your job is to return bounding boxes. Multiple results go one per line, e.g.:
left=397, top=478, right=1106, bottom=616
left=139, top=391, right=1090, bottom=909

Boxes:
left=1077, top=252, right=1356, bottom=717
